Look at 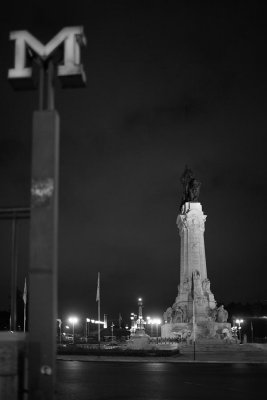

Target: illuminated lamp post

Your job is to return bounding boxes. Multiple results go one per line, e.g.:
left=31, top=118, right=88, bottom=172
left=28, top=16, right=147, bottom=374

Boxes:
left=154, top=318, right=161, bottom=343
left=8, top=26, right=86, bottom=399
left=137, top=297, right=144, bottom=330
left=69, top=317, right=78, bottom=344
left=130, top=313, right=137, bottom=333
left=146, top=316, right=152, bottom=336
left=235, top=319, right=244, bottom=342
left=149, top=318, right=161, bottom=342
left=111, top=322, right=115, bottom=342
left=86, top=318, right=90, bottom=343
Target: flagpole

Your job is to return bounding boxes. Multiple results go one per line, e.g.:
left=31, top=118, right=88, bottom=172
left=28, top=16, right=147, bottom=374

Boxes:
left=191, top=272, right=196, bottom=361
left=24, top=303, right=26, bottom=333
left=193, top=297, right=196, bottom=361
left=97, top=272, right=101, bottom=348
left=23, top=277, right=27, bottom=332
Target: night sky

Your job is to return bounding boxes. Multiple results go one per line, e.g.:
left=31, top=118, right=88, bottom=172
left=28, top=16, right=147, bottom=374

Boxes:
left=0, top=1, right=267, bottom=326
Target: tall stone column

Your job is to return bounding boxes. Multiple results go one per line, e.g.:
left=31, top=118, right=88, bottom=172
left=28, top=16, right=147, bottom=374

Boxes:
left=177, top=202, right=207, bottom=283
left=162, top=168, right=231, bottom=340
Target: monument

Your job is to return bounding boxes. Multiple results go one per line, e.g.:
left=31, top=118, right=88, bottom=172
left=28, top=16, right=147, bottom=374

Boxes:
left=161, top=166, right=232, bottom=341
left=127, top=298, right=151, bottom=349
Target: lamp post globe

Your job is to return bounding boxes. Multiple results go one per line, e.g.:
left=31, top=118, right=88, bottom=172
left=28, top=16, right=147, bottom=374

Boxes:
left=68, top=317, right=78, bottom=344
left=86, top=318, right=90, bottom=342
left=235, top=319, right=244, bottom=342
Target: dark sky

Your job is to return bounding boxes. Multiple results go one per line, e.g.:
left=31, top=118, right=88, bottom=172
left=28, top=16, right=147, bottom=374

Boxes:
left=1, top=1, right=267, bottom=326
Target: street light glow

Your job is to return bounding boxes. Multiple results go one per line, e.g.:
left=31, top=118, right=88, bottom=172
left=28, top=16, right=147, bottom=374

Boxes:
left=149, top=318, right=162, bottom=325
left=68, top=316, right=78, bottom=344
left=86, top=318, right=90, bottom=322
left=68, top=316, right=78, bottom=324
left=235, top=318, right=244, bottom=341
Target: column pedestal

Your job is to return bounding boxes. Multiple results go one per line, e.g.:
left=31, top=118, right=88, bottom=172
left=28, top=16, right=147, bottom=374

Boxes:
left=162, top=202, right=231, bottom=341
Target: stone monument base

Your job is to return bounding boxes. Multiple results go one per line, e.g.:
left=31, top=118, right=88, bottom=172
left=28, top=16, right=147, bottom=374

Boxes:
left=126, top=329, right=151, bottom=350
left=161, top=321, right=233, bottom=342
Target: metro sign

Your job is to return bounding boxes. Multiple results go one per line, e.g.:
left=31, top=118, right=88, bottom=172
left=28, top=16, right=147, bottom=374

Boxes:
left=8, top=26, right=86, bottom=88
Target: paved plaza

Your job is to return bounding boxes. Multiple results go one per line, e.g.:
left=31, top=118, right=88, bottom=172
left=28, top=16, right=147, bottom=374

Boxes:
left=56, top=359, right=267, bottom=400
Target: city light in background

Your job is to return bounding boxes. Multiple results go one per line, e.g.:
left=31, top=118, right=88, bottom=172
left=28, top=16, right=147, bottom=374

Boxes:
left=235, top=318, right=244, bottom=341
left=68, top=316, right=78, bottom=344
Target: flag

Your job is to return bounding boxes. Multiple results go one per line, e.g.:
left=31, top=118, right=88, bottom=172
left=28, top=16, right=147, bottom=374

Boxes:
left=96, top=272, right=100, bottom=302
left=23, top=278, right=27, bottom=305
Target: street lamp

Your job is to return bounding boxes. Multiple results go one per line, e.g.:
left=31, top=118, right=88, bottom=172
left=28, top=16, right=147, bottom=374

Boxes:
left=68, top=317, right=78, bottom=344
left=149, top=318, right=161, bottom=342
left=86, top=318, right=90, bottom=343
left=235, top=319, right=244, bottom=342
left=137, top=298, right=143, bottom=329
left=130, top=313, right=137, bottom=333
left=146, top=316, right=152, bottom=336
left=111, top=322, right=115, bottom=342
left=153, top=318, right=162, bottom=343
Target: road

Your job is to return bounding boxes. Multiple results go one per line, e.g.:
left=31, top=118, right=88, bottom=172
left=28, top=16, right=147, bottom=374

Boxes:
left=56, top=360, right=266, bottom=400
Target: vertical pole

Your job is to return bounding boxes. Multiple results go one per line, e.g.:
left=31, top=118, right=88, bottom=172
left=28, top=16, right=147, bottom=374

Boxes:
left=10, top=215, right=18, bottom=331
left=28, top=110, right=60, bottom=400
left=23, top=303, right=26, bottom=332
left=111, top=323, right=114, bottom=342
left=97, top=272, right=101, bottom=347
left=98, top=300, right=100, bottom=347
left=47, top=61, right=55, bottom=111
left=193, top=299, right=196, bottom=360
left=72, top=323, right=75, bottom=344
left=191, top=272, right=196, bottom=360
left=38, top=66, right=44, bottom=111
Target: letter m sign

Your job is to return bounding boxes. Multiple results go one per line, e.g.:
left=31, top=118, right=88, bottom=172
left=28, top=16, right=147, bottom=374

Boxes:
left=8, top=26, right=86, bottom=88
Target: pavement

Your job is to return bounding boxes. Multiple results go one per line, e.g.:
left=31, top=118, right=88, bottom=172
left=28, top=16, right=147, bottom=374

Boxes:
left=56, top=360, right=267, bottom=400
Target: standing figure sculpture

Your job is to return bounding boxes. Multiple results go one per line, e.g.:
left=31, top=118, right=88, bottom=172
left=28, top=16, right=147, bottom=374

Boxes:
left=180, top=166, right=201, bottom=210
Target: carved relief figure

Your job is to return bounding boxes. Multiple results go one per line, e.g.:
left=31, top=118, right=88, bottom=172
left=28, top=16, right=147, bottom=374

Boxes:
left=180, top=304, right=188, bottom=322
left=217, top=305, right=228, bottom=322
left=202, top=278, right=211, bottom=293
left=210, top=308, right=217, bottom=321
left=193, top=270, right=203, bottom=296
left=182, top=278, right=190, bottom=292
left=163, top=307, right=173, bottom=323
left=173, top=307, right=183, bottom=323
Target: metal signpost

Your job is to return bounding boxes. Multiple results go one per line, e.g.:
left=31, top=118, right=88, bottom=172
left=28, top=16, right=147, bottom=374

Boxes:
left=8, top=26, right=86, bottom=399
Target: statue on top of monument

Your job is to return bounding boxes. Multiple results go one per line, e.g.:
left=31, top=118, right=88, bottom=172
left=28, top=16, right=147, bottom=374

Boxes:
left=180, top=165, right=201, bottom=210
